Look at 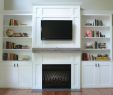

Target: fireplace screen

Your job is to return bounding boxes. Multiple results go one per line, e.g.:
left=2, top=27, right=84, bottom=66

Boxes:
left=42, top=64, right=71, bottom=89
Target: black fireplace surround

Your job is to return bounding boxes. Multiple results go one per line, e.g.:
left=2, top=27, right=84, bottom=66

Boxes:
left=42, top=64, right=71, bottom=89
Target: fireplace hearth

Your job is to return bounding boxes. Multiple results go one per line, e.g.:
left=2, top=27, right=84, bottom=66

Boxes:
left=42, top=64, right=71, bottom=89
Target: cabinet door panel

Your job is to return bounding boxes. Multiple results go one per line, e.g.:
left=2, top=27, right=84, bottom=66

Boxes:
left=82, top=63, right=98, bottom=88
left=19, top=63, right=32, bottom=88
left=0, top=64, right=19, bottom=88
left=99, top=63, right=112, bottom=87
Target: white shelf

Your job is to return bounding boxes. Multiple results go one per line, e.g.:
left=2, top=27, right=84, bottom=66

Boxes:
left=81, top=26, right=110, bottom=28
left=82, top=37, right=110, bottom=39
left=84, top=49, right=110, bottom=51
left=3, top=49, right=32, bottom=51
left=4, top=25, right=32, bottom=28
left=82, top=60, right=111, bottom=62
left=2, top=60, right=31, bottom=62
left=3, top=37, right=32, bottom=39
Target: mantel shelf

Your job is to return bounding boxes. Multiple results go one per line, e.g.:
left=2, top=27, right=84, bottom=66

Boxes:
left=32, top=48, right=82, bottom=53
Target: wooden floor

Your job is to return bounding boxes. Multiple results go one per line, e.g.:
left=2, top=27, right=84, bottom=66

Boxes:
left=0, top=88, right=113, bottom=95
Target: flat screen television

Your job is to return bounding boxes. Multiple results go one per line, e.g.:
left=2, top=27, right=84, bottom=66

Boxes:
left=41, top=20, right=72, bottom=40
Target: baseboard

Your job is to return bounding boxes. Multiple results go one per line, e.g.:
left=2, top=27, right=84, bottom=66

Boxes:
left=32, top=88, right=81, bottom=92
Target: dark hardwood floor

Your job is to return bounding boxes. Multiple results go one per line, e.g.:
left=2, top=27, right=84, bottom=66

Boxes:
left=0, top=88, right=113, bottom=95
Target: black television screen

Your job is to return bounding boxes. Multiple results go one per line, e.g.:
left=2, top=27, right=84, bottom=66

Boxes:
left=41, top=20, right=72, bottom=40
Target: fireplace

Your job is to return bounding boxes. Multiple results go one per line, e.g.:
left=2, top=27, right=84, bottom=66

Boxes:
left=33, top=52, right=81, bottom=90
left=42, top=64, right=71, bottom=89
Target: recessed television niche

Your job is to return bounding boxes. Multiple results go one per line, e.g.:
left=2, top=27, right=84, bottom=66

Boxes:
left=41, top=20, right=72, bottom=40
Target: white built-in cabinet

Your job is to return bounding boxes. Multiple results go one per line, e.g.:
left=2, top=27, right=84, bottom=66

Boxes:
left=0, top=11, right=33, bottom=89
left=0, top=62, right=32, bottom=88
left=81, top=11, right=113, bottom=88
left=82, top=61, right=113, bottom=88
left=0, top=6, right=113, bottom=89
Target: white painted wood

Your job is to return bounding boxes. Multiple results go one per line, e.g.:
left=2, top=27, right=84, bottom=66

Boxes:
left=81, top=11, right=112, bottom=61
left=0, top=62, right=32, bottom=89
left=0, top=14, right=3, bottom=61
left=18, top=62, right=32, bottom=88
left=99, top=62, right=112, bottom=87
left=33, top=6, right=80, bottom=48
left=82, top=62, right=98, bottom=88
left=3, top=11, right=32, bottom=62
left=71, top=63, right=80, bottom=89
left=33, top=52, right=81, bottom=89
left=35, top=64, right=42, bottom=89
left=32, top=53, right=43, bottom=89
left=82, top=62, right=113, bottom=88
left=0, top=63, right=19, bottom=88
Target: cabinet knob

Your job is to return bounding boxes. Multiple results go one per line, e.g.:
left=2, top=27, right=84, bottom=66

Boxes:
left=98, top=63, right=100, bottom=67
left=95, top=64, right=97, bottom=67
left=14, top=64, right=15, bottom=67
left=17, top=64, right=18, bottom=67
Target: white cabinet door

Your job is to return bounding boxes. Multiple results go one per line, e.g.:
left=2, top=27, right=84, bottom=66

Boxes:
left=0, top=63, right=19, bottom=88
left=82, top=62, right=98, bottom=88
left=99, top=62, right=112, bottom=87
left=18, top=62, right=32, bottom=88
left=82, top=62, right=113, bottom=88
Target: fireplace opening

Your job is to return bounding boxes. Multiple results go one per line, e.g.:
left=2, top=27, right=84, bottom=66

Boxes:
left=42, top=64, right=71, bottom=89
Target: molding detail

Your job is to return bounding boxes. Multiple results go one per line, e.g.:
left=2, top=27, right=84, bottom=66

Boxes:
left=32, top=1, right=82, bottom=6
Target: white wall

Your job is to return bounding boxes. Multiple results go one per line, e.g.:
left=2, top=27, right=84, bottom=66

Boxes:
left=4, top=0, right=113, bottom=10
left=0, top=0, right=4, bottom=11
left=33, top=0, right=113, bottom=10
left=4, top=0, right=32, bottom=10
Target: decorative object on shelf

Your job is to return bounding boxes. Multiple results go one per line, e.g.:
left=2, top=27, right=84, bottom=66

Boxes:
left=96, top=54, right=110, bottom=61
left=85, top=41, right=106, bottom=49
left=22, top=33, right=28, bottom=37
left=18, top=55, right=30, bottom=61
left=9, top=19, right=18, bottom=26
left=6, top=29, right=29, bottom=37
left=85, top=29, right=92, bottom=37
left=6, top=29, right=15, bottom=37
left=85, top=29, right=105, bottom=37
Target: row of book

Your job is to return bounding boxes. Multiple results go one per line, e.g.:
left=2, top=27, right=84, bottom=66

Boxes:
left=82, top=53, right=96, bottom=61
left=9, top=19, right=19, bottom=26
left=85, top=41, right=106, bottom=49
left=85, top=19, right=103, bottom=26
left=3, top=53, right=18, bottom=60
left=82, top=53, right=110, bottom=61
left=85, top=30, right=105, bottom=37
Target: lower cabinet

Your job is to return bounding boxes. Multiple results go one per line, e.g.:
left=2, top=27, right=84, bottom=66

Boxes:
left=0, top=62, right=32, bottom=88
left=82, top=62, right=113, bottom=88
left=0, top=63, right=19, bottom=88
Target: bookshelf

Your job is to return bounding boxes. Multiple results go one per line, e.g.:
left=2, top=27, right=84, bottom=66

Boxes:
left=81, top=13, right=112, bottom=61
left=2, top=11, right=32, bottom=61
